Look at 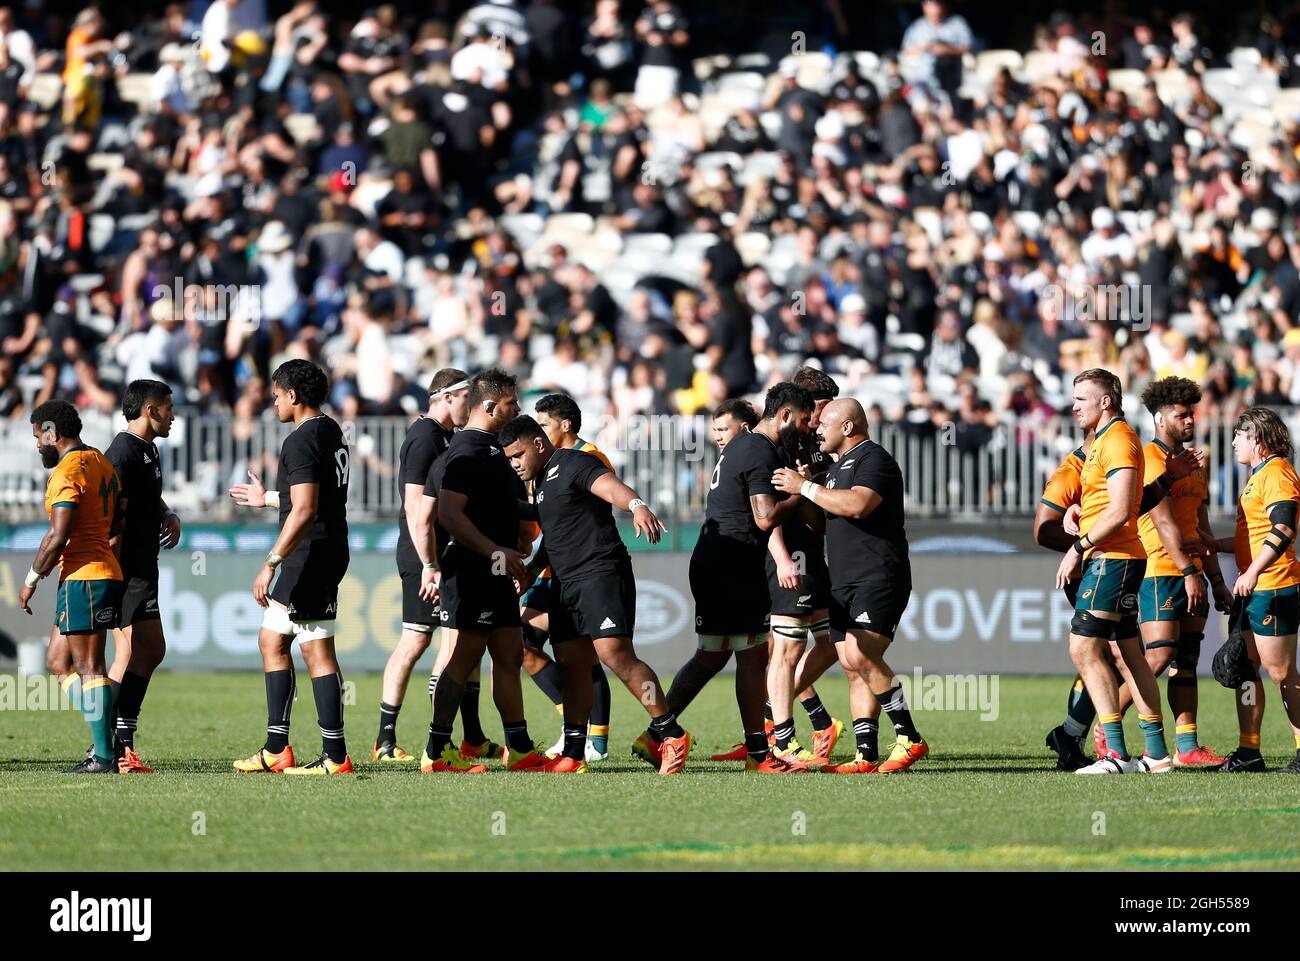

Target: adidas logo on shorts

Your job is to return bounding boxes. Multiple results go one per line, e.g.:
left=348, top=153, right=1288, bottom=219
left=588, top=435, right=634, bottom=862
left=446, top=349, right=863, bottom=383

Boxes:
left=599, top=617, right=616, bottom=629
left=855, top=611, right=872, bottom=624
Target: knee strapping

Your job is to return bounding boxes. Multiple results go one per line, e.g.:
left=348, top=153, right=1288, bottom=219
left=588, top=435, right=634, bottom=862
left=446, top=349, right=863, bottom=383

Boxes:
left=1072, top=610, right=1118, bottom=640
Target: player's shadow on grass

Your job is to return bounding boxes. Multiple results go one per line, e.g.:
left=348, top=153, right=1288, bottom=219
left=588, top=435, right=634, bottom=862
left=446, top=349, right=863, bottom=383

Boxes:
left=0, top=758, right=84, bottom=770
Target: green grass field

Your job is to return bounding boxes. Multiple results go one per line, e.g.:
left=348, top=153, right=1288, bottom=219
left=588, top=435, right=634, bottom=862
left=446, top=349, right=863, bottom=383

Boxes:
left=2, top=672, right=1299, bottom=871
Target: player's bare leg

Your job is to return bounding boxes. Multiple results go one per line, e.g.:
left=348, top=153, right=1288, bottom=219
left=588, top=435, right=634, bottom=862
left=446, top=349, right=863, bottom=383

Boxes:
left=521, top=608, right=559, bottom=693
left=1071, top=609, right=1169, bottom=771
left=1111, top=635, right=1169, bottom=761
left=49, top=627, right=89, bottom=760
left=425, top=627, right=494, bottom=759
left=232, top=624, right=300, bottom=773
left=522, top=609, right=568, bottom=749
left=1116, top=630, right=1173, bottom=714
left=63, top=629, right=114, bottom=772
left=423, top=627, right=507, bottom=769
left=792, top=615, right=837, bottom=693
left=1216, top=628, right=1268, bottom=771
left=111, top=620, right=165, bottom=771
left=108, top=627, right=130, bottom=685
left=47, top=625, right=73, bottom=682
left=768, top=615, right=813, bottom=761
left=524, top=608, right=613, bottom=760
left=822, top=638, right=885, bottom=772
left=430, top=626, right=541, bottom=770
left=484, top=627, right=545, bottom=768
left=595, top=633, right=690, bottom=773
left=668, top=648, right=731, bottom=717
left=546, top=635, right=596, bottom=772
left=293, top=634, right=350, bottom=771
left=1255, top=632, right=1300, bottom=773
left=847, top=627, right=926, bottom=773
left=1166, top=617, right=1208, bottom=750
left=787, top=611, right=841, bottom=760
left=644, top=646, right=731, bottom=763
left=374, top=624, right=433, bottom=760
left=1130, top=615, right=1219, bottom=765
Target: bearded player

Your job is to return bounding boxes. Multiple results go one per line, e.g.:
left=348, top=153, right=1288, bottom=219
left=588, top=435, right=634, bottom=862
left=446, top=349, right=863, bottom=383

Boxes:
left=18, top=401, right=125, bottom=773
left=640, top=383, right=814, bottom=773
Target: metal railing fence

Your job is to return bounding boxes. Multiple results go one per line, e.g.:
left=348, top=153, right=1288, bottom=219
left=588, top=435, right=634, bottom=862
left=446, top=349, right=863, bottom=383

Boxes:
left=0, top=410, right=1265, bottom=524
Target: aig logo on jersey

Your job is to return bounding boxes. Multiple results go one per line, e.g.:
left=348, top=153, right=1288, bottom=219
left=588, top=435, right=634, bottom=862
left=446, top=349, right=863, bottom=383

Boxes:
left=536, top=490, right=545, bottom=504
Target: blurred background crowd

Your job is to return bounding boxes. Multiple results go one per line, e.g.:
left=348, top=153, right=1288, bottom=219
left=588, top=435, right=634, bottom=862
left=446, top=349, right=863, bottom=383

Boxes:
left=3, top=0, right=1300, bottom=466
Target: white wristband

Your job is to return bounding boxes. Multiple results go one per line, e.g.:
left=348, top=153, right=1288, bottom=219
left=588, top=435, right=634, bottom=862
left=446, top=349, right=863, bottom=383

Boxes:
left=800, top=480, right=819, bottom=504
left=423, top=561, right=438, bottom=571
left=25, top=567, right=43, bottom=588
left=628, top=498, right=647, bottom=511
left=264, top=490, right=279, bottom=509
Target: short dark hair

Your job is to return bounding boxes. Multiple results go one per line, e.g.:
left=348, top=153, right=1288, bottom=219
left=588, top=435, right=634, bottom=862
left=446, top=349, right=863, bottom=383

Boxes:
left=271, top=359, right=330, bottom=408
left=713, top=398, right=759, bottom=428
left=792, top=366, right=840, bottom=401
left=762, top=382, right=815, bottom=420
left=535, top=393, right=582, bottom=433
left=429, top=367, right=469, bottom=396
left=31, top=400, right=82, bottom=440
left=467, top=368, right=518, bottom=409
left=498, top=414, right=547, bottom=449
left=1141, top=376, right=1202, bottom=414
left=1073, top=368, right=1123, bottom=412
left=122, top=379, right=173, bottom=420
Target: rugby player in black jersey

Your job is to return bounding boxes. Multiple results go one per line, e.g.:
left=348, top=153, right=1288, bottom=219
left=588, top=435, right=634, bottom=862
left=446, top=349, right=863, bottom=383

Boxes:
left=519, top=393, right=615, bottom=761
left=420, top=369, right=547, bottom=773
left=501, top=414, right=690, bottom=773
left=228, top=360, right=354, bottom=775
left=104, top=379, right=179, bottom=773
left=371, top=368, right=498, bottom=762
left=764, top=367, right=843, bottom=766
left=628, top=398, right=766, bottom=766
left=774, top=398, right=928, bottom=773
left=645, top=383, right=815, bottom=773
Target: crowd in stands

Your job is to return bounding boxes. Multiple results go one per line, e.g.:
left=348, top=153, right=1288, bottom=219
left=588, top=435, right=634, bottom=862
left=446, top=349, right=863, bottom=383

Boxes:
left=4, top=1, right=1300, bottom=462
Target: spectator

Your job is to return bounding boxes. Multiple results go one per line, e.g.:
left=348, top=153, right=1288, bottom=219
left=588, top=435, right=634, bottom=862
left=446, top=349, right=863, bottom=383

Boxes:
left=633, top=1, right=688, bottom=108
left=900, top=0, right=973, bottom=97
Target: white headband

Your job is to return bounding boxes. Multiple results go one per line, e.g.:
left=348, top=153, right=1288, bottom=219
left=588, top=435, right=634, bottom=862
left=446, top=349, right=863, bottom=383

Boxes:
left=430, top=379, right=470, bottom=398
